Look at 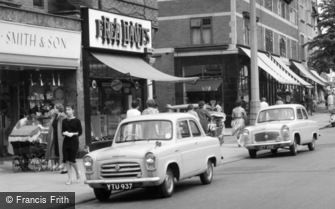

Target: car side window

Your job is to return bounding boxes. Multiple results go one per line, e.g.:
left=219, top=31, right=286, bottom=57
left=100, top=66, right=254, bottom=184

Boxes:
left=189, top=120, right=201, bottom=137
left=302, top=109, right=309, bottom=119
left=296, top=109, right=303, bottom=120
left=177, top=120, right=190, bottom=139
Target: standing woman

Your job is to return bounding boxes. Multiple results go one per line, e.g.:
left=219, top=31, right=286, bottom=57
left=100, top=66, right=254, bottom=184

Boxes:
left=46, top=104, right=66, bottom=172
left=231, top=100, right=247, bottom=147
left=62, top=105, right=82, bottom=185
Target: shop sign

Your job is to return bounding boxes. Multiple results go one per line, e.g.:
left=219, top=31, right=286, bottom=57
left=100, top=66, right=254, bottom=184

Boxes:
left=0, top=20, right=81, bottom=60
left=87, top=9, right=152, bottom=54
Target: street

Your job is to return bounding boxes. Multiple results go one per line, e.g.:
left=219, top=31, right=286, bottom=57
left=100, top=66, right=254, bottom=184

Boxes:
left=77, top=126, right=335, bottom=209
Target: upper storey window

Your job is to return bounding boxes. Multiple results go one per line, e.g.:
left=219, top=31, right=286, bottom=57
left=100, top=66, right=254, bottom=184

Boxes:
left=190, top=17, right=212, bottom=45
left=33, top=0, right=44, bottom=8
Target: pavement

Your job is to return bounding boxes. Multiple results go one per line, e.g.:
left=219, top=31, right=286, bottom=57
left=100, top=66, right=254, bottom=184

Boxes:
left=0, top=112, right=331, bottom=204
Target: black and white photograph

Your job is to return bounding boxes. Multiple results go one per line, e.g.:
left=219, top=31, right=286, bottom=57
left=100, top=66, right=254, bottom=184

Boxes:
left=0, top=0, right=335, bottom=209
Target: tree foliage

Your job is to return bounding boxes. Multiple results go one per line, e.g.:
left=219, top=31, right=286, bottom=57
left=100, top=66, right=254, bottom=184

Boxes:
left=308, top=0, right=335, bottom=73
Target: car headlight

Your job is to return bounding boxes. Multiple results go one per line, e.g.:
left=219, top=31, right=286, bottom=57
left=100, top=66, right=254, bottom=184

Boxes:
left=145, top=152, right=156, bottom=171
left=83, top=156, right=93, bottom=172
left=281, top=125, right=290, bottom=141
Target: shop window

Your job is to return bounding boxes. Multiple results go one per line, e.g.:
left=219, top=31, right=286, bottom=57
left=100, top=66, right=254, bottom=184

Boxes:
left=33, top=0, right=44, bottom=7
left=265, top=0, right=273, bottom=11
left=265, top=29, right=273, bottom=53
left=183, top=64, right=222, bottom=79
left=238, top=66, right=249, bottom=106
left=279, top=36, right=287, bottom=57
left=190, top=17, right=212, bottom=45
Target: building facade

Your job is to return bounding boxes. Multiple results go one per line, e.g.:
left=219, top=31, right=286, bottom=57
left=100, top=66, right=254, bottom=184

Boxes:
left=153, top=0, right=324, bottom=125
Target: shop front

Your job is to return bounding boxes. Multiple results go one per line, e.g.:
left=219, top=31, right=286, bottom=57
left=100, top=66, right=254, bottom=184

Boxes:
left=81, top=8, right=197, bottom=146
left=0, top=20, right=81, bottom=156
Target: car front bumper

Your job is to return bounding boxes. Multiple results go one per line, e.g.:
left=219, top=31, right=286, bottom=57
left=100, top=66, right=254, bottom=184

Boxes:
left=245, top=141, right=292, bottom=150
left=85, top=177, right=161, bottom=188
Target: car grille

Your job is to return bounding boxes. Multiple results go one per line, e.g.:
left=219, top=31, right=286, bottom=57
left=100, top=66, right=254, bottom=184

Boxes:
left=254, top=132, right=280, bottom=142
left=100, top=162, right=141, bottom=178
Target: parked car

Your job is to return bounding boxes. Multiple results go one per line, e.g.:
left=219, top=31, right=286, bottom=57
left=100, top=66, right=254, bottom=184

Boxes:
left=83, top=113, right=223, bottom=201
left=240, top=104, right=319, bottom=158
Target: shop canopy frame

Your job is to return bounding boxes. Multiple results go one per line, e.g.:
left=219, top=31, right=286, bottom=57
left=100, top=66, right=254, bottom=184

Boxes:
left=91, top=52, right=198, bottom=82
left=240, top=48, right=299, bottom=85
left=292, top=61, right=326, bottom=86
left=272, top=56, right=313, bottom=88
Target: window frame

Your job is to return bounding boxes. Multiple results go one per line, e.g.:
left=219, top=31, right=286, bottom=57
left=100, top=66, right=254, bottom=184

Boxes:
left=177, top=120, right=191, bottom=139
left=265, top=28, right=274, bottom=53
left=279, top=35, right=287, bottom=57
left=33, top=0, right=44, bottom=8
left=190, top=17, right=213, bottom=45
left=189, top=119, right=202, bottom=137
left=296, top=108, right=304, bottom=120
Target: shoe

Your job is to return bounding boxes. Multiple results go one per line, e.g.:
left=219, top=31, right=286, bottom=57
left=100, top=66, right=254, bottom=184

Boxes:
left=60, top=170, right=68, bottom=174
left=65, top=180, right=72, bottom=185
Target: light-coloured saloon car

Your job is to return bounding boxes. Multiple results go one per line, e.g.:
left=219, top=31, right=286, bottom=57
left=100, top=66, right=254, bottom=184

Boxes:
left=84, top=113, right=223, bottom=201
left=241, top=104, right=319, bottom=158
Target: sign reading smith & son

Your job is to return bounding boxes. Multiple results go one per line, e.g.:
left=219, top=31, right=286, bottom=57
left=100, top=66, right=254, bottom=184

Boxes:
left=87, top=8, right=152, bottom=54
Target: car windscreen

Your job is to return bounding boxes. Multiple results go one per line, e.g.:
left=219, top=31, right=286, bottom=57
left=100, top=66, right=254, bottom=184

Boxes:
left=115, top=120, right=173, bottom=143
left=257, top=108, right=295, bottom=123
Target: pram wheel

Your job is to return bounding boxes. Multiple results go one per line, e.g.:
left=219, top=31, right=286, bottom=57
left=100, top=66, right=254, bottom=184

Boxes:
left=40, top=157, right=48, bottom=171
left=29, top=157, right=42, bottom=172
left=12, top=157, right=21, bottom=172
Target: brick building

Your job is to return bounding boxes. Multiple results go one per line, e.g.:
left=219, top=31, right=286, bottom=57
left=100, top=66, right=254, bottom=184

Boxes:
left=153, top=0, right=326, bottom=125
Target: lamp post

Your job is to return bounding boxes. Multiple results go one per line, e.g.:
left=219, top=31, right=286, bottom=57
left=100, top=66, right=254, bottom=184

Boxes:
left=249, top=0, right=260, bottom=125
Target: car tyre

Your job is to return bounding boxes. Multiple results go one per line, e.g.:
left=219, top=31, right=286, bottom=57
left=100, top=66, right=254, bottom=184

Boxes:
left=248, top=149, right=257, bottom=158
left=289, top=138, right=298, bottom=156
left=200, top=161, right=214, bottom=185
left=332, top=122, right=335, bottom=127
left=308, top=137, right=316, bottom=151
left=94, top=188, right=111, bottom=202
left=159, top=168, right=175, bottom=198
left=270, top=149, right=278, bottom=154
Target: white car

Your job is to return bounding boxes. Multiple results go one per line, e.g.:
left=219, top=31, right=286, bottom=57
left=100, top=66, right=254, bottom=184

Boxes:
left=83, top=113, right=223, bottom=201
left=241, top=104, right=319, bottom=158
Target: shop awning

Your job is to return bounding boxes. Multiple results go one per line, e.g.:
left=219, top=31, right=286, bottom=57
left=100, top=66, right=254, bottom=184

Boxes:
left=186, top=79, right=222, bottom=92
left=273, top=56, right=312, bottom=87
left=311, top=70, right=328, bottom=84
left=91, top=53, right=198, bottom=82
left=292, top=61, right=326, bottom=86
left=0, top=53, right=79, bottom=69
left=240, top=48, right=299, bottom=85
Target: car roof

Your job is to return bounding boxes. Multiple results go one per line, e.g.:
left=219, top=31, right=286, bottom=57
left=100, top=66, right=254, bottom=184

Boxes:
left=121, top=113, right=198, bottom=123
left=260, top=104, right=305, bottom=111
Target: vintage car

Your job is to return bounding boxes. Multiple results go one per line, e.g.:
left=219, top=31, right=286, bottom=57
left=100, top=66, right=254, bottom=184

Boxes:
left=83, top=113, right=223, bottom=201
left=240, top=104, right=319, bottom=158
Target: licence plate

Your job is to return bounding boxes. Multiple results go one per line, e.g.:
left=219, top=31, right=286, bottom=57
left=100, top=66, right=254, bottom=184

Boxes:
left=259, top=145, right=275, bottom=149
left=106, top=183, right=133, bottom=191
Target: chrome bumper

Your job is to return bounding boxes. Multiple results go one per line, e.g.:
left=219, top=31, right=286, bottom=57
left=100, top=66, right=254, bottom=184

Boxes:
left=245, top=141, right=292, bottom=149
left=85, top=177, right=160, bottom=184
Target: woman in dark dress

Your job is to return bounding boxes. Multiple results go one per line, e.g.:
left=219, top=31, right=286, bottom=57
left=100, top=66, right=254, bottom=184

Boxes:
left=62, top=105, right=82, bottom=185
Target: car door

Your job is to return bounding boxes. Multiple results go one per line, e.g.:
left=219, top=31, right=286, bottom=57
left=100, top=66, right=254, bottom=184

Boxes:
left=176, top=119, right=200, bottom=178
left=301, top=108, right=313, bottom=143
left=296, top=108, right=308, bottom=143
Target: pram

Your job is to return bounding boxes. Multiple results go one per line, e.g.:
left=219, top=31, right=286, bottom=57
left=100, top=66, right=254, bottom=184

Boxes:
left=9, top=125, right=48, bottom=172
left=207, top=111, right=226, bottom=145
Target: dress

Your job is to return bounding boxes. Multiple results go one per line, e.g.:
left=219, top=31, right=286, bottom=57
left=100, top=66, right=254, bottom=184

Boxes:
left=62, top=118, right=82, bottom=163
left=231, top=106, right=247, bottom=140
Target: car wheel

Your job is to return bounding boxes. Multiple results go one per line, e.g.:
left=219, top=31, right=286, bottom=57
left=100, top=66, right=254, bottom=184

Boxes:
left=94, top=188, right=111, bottom=202
left=248, top=149, right=257, bottom=158
left=159, top=168, right=175, bottom=198
left=270, top=149, right=278, bottom=154
left=289, top=138, right=298, bottom=156
left=332, top=122, right=335, bottom=127
left=308, top=137, right=316, bottom=151
left=200, top=160, right=214, bottom=185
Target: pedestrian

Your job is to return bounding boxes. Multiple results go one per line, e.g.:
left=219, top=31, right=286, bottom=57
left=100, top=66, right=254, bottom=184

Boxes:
left=231, top=100, right=247, bottom=147
left=62, top=105, right=82, bottom=185
left=46, top=103, right=67, bottom=173
left=305, top=94, right=313, bottom=115
left=327, top=93, right=334, bottom=111
left=208, top=99, right=222, bottom=112
left=126, top=100, right=141, bottom=118
left=260, top=97, right=269, bottom=109
left=187, top=104, right=199, bottom=119
left=142, top=99, right=159, bottom=115
left=275, top=96, right=284, bottom=105
left=195, top=101, right=211, bottom=133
